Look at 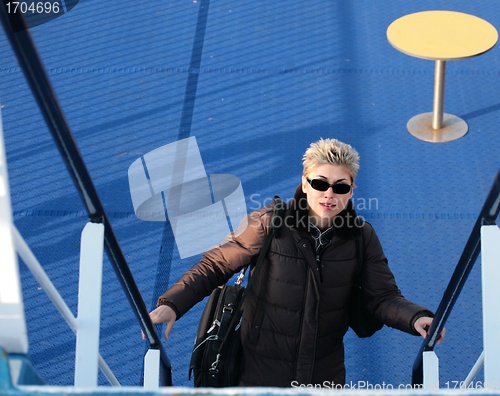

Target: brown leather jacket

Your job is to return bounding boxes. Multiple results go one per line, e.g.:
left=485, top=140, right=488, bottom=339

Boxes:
left=159, top=192, right=433, bottom=387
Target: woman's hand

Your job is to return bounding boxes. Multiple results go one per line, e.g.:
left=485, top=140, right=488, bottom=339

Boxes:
left=414, top=316, right=446, bottom=344
left=142, top=305, right=177, bottom=340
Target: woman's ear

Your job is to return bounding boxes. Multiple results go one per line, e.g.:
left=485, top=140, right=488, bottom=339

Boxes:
left=349, top=180, right=356, bottom=198
left=301, top=176, right=308, bottom=194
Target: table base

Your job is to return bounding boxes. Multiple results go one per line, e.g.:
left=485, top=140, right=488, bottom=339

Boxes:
left=407, top=112, right=468, bottom=143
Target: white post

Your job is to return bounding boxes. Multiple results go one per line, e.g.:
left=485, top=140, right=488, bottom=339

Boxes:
left=422, top=350, right=440, bottom=390
left=13, top=225, right=120, bottom=386
left=0, top=109, right=28, bottom=355
left=143, top=349, right=160, bottom=389
left=481, top=224, right=500, bottom=390
left=74, top=222, right=104, bottom=387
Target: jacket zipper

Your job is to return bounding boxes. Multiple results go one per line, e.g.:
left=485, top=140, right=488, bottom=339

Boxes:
left=300, top=235, right=324, bottom=282
left=316, top=254, right=323, bottom=282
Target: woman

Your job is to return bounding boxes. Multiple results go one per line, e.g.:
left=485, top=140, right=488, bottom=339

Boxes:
left=148, top=138, right=444, bottom=387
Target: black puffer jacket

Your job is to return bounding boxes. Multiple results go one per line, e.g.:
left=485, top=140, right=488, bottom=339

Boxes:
left=159, top=192, right=433, bottom=387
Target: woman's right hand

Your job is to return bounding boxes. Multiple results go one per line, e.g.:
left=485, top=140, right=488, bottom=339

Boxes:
left=142, top=305, right=177, bottom=340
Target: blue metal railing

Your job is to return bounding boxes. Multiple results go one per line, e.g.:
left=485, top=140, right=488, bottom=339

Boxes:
left=0, top=4, right=172, bottom=386
left=412, top=170, right=500, bottom=385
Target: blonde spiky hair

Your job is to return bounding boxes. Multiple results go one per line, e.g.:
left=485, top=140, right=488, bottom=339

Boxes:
left=302, top=138, right=360, bottom=182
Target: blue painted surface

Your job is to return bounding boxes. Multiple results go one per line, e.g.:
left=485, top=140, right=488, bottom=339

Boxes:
left=0, top=0, right=499, bottom=391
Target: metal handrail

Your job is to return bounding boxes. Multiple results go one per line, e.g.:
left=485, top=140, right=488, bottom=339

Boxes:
left=0, top=5, right=172, bottom=386
left=412, top=170, right=500, bottom=386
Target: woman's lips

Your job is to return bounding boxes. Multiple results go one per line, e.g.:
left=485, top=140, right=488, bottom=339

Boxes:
left=320, top=202, right=337, bottom=210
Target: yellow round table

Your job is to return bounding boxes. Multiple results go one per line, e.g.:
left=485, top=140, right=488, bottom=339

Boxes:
left=387, top=11, right=498, bottom=142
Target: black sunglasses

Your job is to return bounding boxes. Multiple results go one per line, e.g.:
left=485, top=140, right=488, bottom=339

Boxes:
left=306, top=178, right=352, bottom=194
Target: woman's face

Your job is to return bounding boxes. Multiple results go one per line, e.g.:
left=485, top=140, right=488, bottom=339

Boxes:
left=302, top=163, right=353, bottom=229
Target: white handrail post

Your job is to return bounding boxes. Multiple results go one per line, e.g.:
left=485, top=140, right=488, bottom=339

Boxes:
left=143, top=349, right=160, bottom=389
left=481, top=224, right=500, bottom=390
left=422, top=350, right=440, bottom=390
left=0, top=108, right=28, bottom=355
left=74, top=222, right=105, bottom=387
left=13, top=225, right=121, bottom=386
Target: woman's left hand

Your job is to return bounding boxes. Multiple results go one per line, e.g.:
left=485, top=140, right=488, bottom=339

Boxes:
left=414, top=316, right=446, bottom=344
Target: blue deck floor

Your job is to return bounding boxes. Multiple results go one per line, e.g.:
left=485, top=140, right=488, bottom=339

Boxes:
left=1, top=0, right=499, bottom=389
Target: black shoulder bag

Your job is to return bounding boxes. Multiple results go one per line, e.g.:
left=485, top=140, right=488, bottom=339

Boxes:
left=189, top=196, right=285, bottom=387
left=348, top=223, right=384, bottom=338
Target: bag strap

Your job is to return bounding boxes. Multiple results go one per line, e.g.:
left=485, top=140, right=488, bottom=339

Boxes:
left=215, top=287, right=241, bottom=340
left=235, top=196, right=286, bottom=286
left=249, top=196, right=285, bottom=282
left=257, top=196, right=285, bottom=259
left=217, top=197, right=285, bottom=353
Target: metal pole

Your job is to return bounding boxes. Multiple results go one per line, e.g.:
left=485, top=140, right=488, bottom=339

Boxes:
left=75, top=223, right=104, bottom=388
left=432, top=60, right=446, bottom=130
left=0, top=109, right=28, bottom=355
left=481, top=225, right=500, bottom=389
left=463, top=352, right=484, bottom=388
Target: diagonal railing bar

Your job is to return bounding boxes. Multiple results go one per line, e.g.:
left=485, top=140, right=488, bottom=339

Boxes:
left=412, top=170, right=500, bottom=386
left=0, top=4, right=172, bottom=386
